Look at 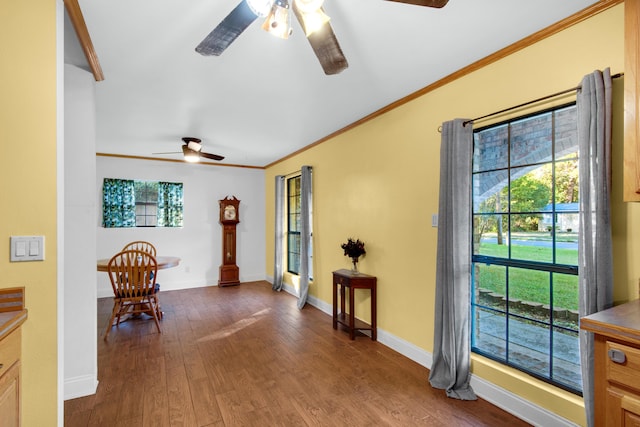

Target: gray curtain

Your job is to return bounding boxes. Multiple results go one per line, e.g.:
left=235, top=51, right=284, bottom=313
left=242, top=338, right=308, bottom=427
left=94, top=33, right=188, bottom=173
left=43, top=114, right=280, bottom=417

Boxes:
left=297, top=166, right=313, bottom=309
left=428, top=119, right=477, bottom=401
left=272, top=175, right=285, bottom=291
left=578, top=68, right=613, bottom=427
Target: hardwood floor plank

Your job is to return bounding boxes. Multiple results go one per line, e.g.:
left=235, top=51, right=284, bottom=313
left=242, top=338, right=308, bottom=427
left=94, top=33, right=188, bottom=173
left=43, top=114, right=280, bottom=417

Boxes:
left=166, top=365, right=199, bottom=426
left=187, top=377, right=224, bottom=426
left=65, top=281, right=532, bottom=426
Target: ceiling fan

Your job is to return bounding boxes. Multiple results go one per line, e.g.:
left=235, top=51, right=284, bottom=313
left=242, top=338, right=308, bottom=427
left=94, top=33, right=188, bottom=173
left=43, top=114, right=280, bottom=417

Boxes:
left=195, top=0, right=449, bottom=75
left=154, top=137, right=225, bottom=162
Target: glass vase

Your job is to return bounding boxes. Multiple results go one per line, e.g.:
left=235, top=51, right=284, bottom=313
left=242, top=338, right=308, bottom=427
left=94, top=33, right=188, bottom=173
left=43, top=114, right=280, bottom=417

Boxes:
left=351, top=258, right=359, bottom=274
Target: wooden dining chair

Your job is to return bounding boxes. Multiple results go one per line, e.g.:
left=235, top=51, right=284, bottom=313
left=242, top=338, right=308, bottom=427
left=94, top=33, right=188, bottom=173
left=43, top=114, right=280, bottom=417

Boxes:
left=122, top=240, right=156, bottom=256
left=121, top=240, right=163, bottom=319
left=104, top=249, right=162, bottom=340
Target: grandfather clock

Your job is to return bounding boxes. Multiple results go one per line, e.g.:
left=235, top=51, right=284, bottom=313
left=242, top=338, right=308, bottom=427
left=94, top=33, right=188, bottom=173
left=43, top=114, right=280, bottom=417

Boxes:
left=218, top=196, right=240, bottom=287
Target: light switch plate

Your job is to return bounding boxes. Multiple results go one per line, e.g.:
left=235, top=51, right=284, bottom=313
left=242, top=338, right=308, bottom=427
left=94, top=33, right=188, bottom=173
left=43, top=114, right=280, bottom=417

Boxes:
left=10, top=236, right=45, bottom=262
left=431, top=214, right=439, bottom=227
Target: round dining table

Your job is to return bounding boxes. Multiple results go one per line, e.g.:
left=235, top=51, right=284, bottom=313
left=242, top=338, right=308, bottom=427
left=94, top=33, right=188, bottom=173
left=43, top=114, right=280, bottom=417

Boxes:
left=96, top=255, right=181, bottom=272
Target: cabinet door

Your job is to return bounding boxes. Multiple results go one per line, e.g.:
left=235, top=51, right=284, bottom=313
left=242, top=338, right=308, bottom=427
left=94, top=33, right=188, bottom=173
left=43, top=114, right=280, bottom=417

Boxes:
left=0, top=361, right=20, bottom=427
left=622, top=394, right=640, bottom=427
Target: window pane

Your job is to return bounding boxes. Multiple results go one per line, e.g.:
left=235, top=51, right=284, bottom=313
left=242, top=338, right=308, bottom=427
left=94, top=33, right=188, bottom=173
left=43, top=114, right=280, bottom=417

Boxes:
left=473, top=124, right=508, bottom=172
left=474, top=214, right=508, bottom=258
left=473, top=171, right=508, bottom=213
left=509, top=167, right=551, bottom=214
left=145, top=214, right=157, bottom=227
left=552, top=273, right=579, bottom=326
left=555, top=159, right=579, bottom=204
left=472, top=263, right=507, bottom=361
left=472, top=305, right=507, bottom=360
left=510, top=113, right=552, bottom=168
left=509, top=215, right=553, bottom=263
left=508, top=316, right=550, bottom=376
left=474, top=263, right=507, bottom=298
left=509, top=268, right=550, bottom=314
left=287, top=232, right=300, bottom=274
left=554, top=106, right=578, bottom=159
left=553, top=327, right=581, bottom=390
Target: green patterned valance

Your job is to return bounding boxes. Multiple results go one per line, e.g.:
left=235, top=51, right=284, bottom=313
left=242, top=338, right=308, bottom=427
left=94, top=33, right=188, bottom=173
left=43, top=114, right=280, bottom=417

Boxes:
left=102, top=178, right=135, bottom=228
left=158, top=181, right=183, bottom=227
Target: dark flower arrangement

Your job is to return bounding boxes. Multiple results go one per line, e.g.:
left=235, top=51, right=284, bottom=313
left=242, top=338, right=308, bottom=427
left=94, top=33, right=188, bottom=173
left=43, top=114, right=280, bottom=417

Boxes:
left=341, top=238, right=366, bottom=260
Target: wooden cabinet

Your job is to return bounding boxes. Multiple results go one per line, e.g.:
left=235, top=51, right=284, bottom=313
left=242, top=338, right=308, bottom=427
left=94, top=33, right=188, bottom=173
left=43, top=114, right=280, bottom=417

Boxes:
left=0, top=332, right=21, bottom=427
left=0, top=288, right=27, bottom=427
left=581, top=299, right=640, bottom=425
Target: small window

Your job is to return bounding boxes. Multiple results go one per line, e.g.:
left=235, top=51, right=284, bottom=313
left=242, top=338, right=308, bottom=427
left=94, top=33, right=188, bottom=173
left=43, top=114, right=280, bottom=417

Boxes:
left=135, top=181, right=158, bottom=227
left=102, top=178, right=183, bottom=228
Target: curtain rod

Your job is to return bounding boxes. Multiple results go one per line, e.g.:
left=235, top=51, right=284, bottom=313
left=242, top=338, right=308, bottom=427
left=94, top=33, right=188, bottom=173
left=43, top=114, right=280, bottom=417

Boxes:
left=459, top=72, right=623, bottom=128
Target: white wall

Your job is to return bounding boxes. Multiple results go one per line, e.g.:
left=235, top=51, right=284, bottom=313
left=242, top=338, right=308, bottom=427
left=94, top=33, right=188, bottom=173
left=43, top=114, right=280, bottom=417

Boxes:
left=96, top=156, right=266, bottom=297
left=64, top=64, right=98, bottom=399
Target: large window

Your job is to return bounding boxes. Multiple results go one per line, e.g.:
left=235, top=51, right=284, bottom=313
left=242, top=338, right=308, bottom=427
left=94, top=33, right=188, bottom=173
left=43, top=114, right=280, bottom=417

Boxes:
left=471, top=104, right=581, bottom=393
left=287, top=176, right=301, bottom=274
left=102, top=178, right=183, bottom=228
left=286, top=174, right=313, bottom=278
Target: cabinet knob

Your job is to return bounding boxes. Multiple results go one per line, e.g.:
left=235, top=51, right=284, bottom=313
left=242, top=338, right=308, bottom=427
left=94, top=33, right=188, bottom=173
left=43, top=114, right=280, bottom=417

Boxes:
left=608, top=348, right=627, bottom=364
left=0, top=363, right=3, bottom=369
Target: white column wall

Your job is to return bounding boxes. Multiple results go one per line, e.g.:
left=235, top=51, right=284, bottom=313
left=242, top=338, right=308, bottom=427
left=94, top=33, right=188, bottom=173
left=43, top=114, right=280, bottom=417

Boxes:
left=64, top=64, right=98, bottom=399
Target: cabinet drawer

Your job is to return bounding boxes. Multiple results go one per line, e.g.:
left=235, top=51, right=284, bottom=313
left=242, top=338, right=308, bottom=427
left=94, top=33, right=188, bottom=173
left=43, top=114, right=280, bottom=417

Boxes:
left=606, top=341, right=640, bottom=393
left=0, top=330, right=20, bottom=378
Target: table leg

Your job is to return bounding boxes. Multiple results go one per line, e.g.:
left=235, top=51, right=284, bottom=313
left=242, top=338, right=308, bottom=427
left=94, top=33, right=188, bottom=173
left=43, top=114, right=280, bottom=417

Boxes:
left=349, top=286, right=355, bottom=340
left=371, top=285, right=377, bottom=341
left=332, top=281, right=338, bottom=330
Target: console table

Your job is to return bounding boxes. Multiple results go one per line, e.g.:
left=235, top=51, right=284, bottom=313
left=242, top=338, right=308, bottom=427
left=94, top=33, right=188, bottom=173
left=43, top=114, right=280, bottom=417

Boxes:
left=332, top=269, right=377, bottom=340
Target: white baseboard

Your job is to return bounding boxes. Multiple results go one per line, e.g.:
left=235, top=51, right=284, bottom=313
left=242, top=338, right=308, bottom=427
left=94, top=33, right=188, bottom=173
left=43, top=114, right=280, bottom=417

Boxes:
left=470, top=376, right=578, bottom=427
left=64, top=375, right=98, bottom=400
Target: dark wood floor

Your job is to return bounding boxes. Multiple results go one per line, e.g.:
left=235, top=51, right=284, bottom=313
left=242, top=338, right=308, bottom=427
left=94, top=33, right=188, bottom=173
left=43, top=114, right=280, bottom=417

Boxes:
left=64, top=281, right=531, bottom=426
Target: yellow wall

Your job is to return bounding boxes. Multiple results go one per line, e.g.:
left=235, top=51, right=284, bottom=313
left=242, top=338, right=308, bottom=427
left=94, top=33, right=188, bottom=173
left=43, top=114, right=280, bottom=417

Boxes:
left=266, top=5, right=633, bottom=425
left=0, top=0, right=59, bottom=425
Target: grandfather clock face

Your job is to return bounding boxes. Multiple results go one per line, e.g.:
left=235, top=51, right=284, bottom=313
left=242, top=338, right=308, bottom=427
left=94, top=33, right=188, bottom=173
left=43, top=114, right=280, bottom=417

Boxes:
left=219, top=196, right=240, bottom=224
left=219, top=196, right=240, bottom=286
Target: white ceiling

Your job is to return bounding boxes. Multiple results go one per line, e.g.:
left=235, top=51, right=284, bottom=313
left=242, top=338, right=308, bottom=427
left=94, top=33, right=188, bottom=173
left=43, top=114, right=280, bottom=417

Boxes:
left=68, top=0, right=600, bottom=167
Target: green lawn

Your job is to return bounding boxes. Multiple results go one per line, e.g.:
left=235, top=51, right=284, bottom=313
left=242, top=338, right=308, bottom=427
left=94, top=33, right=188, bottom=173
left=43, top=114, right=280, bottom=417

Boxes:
left=474, top=240, right=578, bottom=311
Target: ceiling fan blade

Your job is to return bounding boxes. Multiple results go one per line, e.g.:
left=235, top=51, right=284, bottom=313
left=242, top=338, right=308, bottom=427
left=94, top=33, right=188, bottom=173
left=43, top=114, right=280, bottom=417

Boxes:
left=200, top=151, right=225, bottom=161
left=385, top=0, right=449, bottom=7
left=292, top=6, right=348, bottom=75
left=195, top=0, right=258, bottom=56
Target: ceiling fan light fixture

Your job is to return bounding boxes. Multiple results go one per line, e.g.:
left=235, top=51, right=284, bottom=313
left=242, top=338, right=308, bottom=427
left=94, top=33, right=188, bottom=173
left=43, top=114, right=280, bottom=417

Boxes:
left=298, top=8, right=330, bottom=36
left=247, top=0, right=275, bottom=17
left=294, top=0, right=324, bottom=14
left=182, top=145, right=200, bottom=163
left=262, top=0, right=293, bottom=39
left=187, top=140, right=203, bottom=152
